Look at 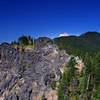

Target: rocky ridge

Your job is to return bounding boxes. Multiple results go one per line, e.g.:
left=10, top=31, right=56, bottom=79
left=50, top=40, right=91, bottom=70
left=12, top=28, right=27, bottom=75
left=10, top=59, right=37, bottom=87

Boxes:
left=0, top=41, right=70, bottom=100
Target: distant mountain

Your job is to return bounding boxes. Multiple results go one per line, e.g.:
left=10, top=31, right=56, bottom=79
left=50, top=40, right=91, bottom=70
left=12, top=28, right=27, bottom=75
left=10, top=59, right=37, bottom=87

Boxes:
left=80, top=31, right=100, bottom=38
left=54, top=32, right=100, bottom=56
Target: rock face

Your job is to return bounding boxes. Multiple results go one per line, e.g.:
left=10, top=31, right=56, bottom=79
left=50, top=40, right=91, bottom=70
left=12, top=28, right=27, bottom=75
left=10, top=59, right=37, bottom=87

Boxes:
left=0, top=42, right=69, bottom=100
left=34, top=37, right=53, bottom=49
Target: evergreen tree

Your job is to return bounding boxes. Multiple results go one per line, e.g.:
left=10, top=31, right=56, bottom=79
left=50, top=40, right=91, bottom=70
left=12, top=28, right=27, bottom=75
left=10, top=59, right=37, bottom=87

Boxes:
left=17, top=35, right=34, bottom=46
left=58, top=57, right=76, bottom=100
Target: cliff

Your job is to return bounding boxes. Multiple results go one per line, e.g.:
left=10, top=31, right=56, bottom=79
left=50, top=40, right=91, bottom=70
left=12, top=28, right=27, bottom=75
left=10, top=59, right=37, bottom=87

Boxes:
left=0, top=42, right=70, bottom=100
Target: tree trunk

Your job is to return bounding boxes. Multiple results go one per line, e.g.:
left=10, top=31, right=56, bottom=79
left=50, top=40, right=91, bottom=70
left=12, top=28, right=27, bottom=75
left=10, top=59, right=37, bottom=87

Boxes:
left=86, top=74, right=91, bottom=90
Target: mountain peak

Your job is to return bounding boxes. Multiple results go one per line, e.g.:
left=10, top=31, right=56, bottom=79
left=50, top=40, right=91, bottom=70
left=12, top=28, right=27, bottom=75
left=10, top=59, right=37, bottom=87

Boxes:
left=80, top=31, right=100, bottom=38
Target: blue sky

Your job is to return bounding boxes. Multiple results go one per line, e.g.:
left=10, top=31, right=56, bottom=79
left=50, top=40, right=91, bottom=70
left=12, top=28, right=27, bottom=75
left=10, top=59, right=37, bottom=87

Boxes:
left=0, top=0, right=100, bottom=42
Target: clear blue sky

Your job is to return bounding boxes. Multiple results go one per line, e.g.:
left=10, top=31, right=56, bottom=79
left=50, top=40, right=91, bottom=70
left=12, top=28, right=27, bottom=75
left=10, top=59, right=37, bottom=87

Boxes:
left=0, top=0, right=100, bottom=42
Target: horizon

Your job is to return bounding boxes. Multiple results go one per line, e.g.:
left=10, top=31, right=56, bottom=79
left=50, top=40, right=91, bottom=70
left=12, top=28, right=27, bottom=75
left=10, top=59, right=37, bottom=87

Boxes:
left=0, top=31, right=100, bottom=44
left=0, top=0, right=100, bottom=42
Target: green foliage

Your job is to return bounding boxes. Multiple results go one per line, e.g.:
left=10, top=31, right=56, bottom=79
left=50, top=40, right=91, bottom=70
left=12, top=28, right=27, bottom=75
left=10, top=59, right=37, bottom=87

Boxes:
left=57, top=44, right=100, bottom=99
left=58, top=57, right=76, bottom=100
left=93, top=87, right=100, bottom=100
left=18, top=35, right=34, bottom=46
left=94, top=52, right=100, bottom=86
left=76, top=52, right=100, bottom=99
left=58, top=68, right=68, bottom=100
left=50, top=81, right=56, bottom=90
left=54, top=32, right=100, bottom=56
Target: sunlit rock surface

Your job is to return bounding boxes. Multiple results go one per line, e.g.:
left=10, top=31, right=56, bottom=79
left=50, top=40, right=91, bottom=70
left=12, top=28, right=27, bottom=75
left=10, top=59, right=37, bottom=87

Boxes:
left=0, top=42, right=70, bottom=100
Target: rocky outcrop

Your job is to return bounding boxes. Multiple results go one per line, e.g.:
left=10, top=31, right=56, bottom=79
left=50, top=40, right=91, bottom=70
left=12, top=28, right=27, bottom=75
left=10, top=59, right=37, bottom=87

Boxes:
left=0, top=42, right=69, bottom=100
left=75, top=56, right=84, bottom=73
left=34, top=37, right=53, bottom=49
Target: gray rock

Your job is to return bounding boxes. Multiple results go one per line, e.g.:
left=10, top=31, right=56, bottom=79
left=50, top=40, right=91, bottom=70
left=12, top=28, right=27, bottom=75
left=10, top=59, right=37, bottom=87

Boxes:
left=0, top=43, right=70, bottom=100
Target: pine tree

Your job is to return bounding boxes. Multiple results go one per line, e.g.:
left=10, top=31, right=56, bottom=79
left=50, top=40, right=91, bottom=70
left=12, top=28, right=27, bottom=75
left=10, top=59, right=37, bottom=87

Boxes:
left=58, top=57, right=76, bottom=100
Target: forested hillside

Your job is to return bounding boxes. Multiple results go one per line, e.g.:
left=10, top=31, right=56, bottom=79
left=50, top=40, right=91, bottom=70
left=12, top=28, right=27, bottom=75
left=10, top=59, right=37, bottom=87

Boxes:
left=54, top=31, right=100, bottom=56
left=54, top=32, right=100, bottom=100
